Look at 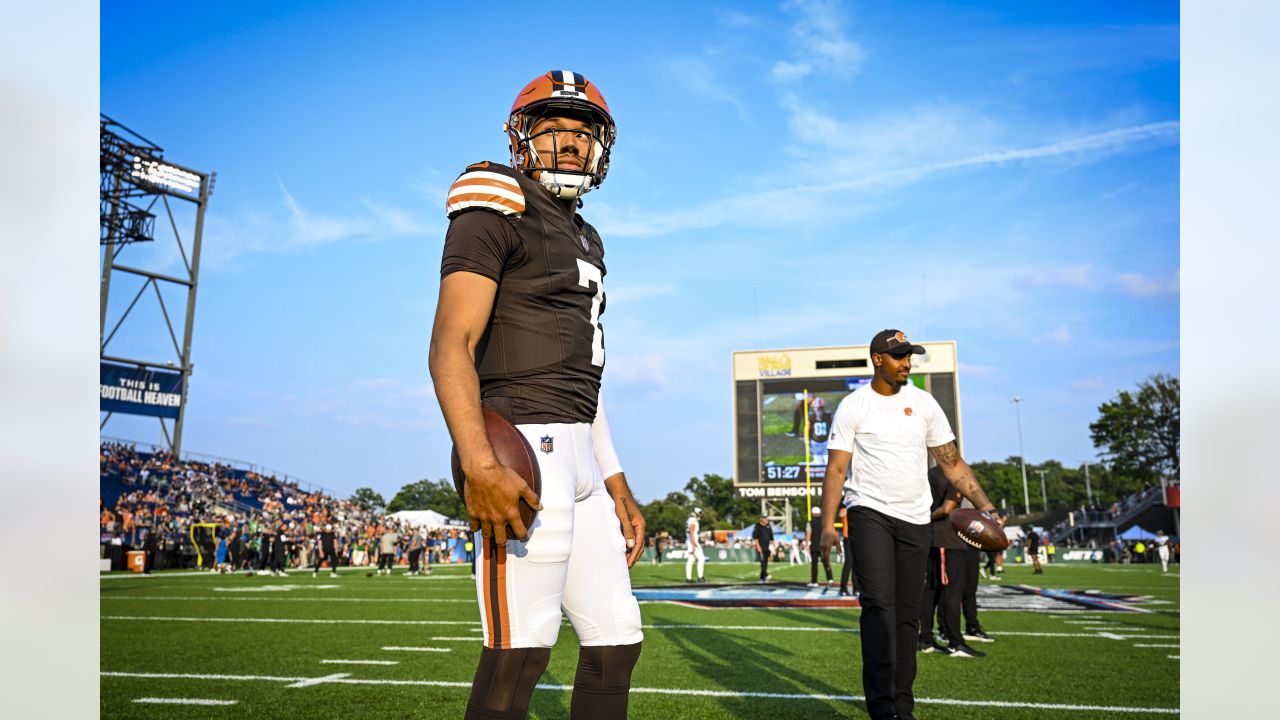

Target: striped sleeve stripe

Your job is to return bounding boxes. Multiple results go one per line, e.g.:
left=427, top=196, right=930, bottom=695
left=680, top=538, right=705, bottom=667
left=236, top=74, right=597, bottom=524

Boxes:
left=446, top=196, right=524, bottom=217
left=447, top=181, right=525, bottom=205
left=446, top=171, right=525, bottom=217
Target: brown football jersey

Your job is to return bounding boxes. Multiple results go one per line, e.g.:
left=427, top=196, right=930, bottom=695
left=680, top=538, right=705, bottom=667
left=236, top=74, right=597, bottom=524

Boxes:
left=441, top=162, right=606, bottom=425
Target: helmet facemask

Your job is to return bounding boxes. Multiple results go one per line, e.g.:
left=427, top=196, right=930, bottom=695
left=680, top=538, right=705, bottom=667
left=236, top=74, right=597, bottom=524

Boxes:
left=508, top=101, right=615, bottom=199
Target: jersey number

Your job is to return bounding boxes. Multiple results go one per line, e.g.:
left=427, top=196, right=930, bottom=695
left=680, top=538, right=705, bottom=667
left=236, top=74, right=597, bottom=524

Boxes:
left=576, top=259, right=605, bottom=367
left=812, top=422, right=828, bottom=437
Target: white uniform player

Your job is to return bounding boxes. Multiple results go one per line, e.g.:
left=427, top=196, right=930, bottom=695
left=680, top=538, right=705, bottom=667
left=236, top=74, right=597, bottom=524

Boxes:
left=1154, top=530, right=1171, bottom=572
left=685, top=508, right=706, bottom=583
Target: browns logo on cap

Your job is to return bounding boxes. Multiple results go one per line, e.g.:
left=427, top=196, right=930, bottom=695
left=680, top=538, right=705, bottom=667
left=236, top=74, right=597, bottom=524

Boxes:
left=870, top=328, right=926, bottom=357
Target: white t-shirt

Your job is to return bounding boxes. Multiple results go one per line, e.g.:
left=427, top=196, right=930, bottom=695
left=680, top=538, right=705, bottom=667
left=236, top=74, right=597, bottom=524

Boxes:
left=828, top=383, right=956, bottom=525
left=686, top=515, right=700, bottom=546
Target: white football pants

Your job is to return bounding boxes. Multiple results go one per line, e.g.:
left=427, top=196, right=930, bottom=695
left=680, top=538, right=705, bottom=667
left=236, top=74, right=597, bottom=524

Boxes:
left=685, top=543, right=705, bottom=580
left=474, top=422, right=643, bottom=649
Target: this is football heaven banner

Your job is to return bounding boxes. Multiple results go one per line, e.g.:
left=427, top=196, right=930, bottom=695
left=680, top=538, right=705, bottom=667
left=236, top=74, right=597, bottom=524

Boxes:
left=100, top=362, right=183, bottom=418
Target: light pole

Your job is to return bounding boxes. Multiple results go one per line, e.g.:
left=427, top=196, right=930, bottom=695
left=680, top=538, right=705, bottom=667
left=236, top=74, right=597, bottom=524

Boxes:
left=1012, top=397, right=1030, bottom=515
left=1037, top=469, right=1048, bottom=513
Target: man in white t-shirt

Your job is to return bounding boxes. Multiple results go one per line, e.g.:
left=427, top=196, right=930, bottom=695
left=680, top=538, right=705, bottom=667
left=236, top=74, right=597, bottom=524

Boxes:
left=818, top=329, right=1001, bottom=720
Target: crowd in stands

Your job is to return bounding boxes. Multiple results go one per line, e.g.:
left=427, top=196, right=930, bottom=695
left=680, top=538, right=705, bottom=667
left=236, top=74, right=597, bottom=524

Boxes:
left=99, top=442, right=474, bottom=573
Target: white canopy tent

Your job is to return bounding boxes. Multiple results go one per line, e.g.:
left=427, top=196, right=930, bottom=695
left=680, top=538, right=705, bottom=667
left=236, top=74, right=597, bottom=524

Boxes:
left=385, top=509, right=466, bottom=529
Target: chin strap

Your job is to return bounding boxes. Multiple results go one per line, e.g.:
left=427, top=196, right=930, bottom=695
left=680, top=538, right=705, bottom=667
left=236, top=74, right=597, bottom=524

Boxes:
left=570, top=642, right=643, bottom=720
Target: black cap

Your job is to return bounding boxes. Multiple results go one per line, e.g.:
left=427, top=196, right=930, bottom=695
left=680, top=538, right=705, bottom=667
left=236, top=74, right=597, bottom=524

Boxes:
left=870, top=329, right=926, bottom=357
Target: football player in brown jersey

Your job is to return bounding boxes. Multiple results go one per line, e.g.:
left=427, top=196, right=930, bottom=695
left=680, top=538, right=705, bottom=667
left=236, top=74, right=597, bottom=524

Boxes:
left=430, top=70, right=645, bottom=720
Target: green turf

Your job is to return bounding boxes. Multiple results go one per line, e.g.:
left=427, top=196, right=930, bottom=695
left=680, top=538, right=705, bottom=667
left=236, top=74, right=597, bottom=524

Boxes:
left=100, top=561, right=1179, bottom=718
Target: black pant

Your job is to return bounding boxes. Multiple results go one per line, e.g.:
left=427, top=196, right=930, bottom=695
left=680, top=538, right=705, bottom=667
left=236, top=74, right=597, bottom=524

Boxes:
left=313, top=547, right=338, bottom=572
left=408, top=548, right=423, bottom=573
left=811, top=544, right=833, bottom=584
left=848, top=506, right=930, bottom=720
left=840, top=535, right=856, bottom=591
left=757, top=547, right=770, bottom=580
left=960, top=548, right=981, bottom=633
left=920, top=547, right=967, bottom=647
left=378, top=552, right=394, bottom=571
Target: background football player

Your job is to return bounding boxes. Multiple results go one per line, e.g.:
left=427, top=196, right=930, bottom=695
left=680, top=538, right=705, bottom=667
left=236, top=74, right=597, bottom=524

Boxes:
left=685, top=507, right=706, bottom=583
left=430, top=70, right=645, bottom=720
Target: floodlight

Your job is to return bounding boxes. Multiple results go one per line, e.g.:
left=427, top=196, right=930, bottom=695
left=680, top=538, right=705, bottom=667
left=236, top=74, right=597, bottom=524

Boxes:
left=130, top=155, right=201, bottom=194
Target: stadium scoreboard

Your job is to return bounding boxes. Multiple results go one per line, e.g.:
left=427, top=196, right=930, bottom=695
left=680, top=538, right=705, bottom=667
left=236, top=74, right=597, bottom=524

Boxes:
left=732, top=342, right=962, bottom=498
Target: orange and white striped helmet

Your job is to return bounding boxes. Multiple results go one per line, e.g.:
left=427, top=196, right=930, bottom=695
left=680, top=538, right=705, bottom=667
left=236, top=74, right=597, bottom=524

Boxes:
left=505, top=70, right=616, bottom=199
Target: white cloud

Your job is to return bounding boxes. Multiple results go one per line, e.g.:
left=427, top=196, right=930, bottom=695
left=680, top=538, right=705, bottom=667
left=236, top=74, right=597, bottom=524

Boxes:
left=198, top=181, right=439, bottom=269
left=1030, top=264, right=1093, bottom=289
left=1070, top=377, right=1105, bottom=392
left=771, top=61, right=813, bottom=82
left=1035, top=324, right=1072, bottom=346
left=596, top=120, right=1178, bottom=239
left=607, top=352, right=670, bottom=388
left=774, top=0, right=866, bottom=81
left=1116, top=270, right=1179, bottom=297
left=661, top=53, right=748, bottom=118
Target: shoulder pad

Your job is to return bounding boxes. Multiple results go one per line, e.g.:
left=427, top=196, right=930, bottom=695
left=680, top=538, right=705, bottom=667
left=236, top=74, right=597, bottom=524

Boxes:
left=446, top=163, right=525, bottom=219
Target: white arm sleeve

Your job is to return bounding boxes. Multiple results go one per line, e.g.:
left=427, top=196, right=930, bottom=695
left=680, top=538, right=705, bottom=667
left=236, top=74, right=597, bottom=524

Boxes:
left=591, top=390, right=624, bottom=479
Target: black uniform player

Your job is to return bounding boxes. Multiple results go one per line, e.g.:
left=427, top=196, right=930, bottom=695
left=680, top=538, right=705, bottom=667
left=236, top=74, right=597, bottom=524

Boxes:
left=918, top=466, right=985, bottom=657
left=312, top=524, right=339, bottom=578
left=430, top=71, right=645, bottom=720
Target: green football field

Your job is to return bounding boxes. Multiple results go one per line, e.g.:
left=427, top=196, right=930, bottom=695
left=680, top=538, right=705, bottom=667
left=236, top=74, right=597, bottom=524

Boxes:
left=100, top=560, right=1179, bottom=718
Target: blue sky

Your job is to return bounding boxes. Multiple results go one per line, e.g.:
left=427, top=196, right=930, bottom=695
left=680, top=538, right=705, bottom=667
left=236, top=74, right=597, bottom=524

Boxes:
left=100, top=1, right=1179, bottom=505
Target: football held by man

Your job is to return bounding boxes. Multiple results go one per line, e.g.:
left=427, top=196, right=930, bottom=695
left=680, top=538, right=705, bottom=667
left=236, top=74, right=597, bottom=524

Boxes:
left=429, top=70, right=645, bottom=720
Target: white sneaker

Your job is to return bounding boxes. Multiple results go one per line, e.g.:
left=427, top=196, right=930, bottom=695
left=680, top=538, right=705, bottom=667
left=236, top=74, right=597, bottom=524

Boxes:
left=806, top=582, right=818, bottom=588
left=330, top=572, right=338, bottom=578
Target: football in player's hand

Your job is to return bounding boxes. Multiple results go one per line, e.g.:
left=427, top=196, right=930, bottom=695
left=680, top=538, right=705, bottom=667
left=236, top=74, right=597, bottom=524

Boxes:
left=950, top=509, right=1009, bottom=551
left=451, top=409, right=542, bottom=532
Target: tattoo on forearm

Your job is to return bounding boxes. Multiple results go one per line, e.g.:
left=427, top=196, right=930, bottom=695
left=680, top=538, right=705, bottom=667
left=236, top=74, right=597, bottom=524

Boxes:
left=932, top=441, right=961, bottom=467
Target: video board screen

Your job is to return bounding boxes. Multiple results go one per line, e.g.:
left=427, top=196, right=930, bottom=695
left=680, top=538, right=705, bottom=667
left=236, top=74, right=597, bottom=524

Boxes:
left=733, top=344, right=959, bottom=492
left=759, top=378, right=861, bottom=483
left=758, top=376, right=928, bottom=484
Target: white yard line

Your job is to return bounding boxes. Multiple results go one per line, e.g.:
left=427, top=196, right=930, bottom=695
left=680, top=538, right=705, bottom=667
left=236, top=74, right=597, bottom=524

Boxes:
left=289, top=673, right=350, bottom=688
left=430, top=637, right=479, bottom=641
left=381, top=646, right=452, bottom=652
left=101, top=671, right=1179, bottom=714
left=102, top=615, right=478, bottom=626
left=1168, top=655, right=1179, bottom=659
left=103, top=596, right=473, bottom=603
left=132, top=697, right=238, bottom=705
left=101, top=616, right=1176, bottom=641
left=320, top=659, right=398, bottom=666
left=1134, top=644, right=1180, bottom=648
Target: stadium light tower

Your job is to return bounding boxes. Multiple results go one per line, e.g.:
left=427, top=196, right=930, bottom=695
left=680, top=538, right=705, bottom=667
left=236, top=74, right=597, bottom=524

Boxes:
left=1012, top=396, right=1030, bottom=515
left=100, top=114, right=214, bottom=455
left=1037, top=468, right=1048, bottom=513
